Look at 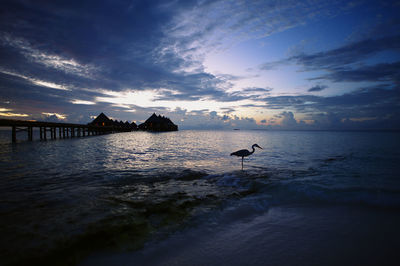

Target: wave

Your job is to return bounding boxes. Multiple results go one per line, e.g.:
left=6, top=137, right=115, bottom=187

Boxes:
left=212, top=168, right=400, bottom=208
left=2, top=165, right=400, bottom=266
left=113, top=166, right=400, bottom=209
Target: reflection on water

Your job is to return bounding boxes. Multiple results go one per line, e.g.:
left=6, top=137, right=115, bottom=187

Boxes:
left=0, top=130, right=399, bottom=265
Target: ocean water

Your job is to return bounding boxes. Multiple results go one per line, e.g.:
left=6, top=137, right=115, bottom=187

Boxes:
left=0, top=130, right=399, bottom=265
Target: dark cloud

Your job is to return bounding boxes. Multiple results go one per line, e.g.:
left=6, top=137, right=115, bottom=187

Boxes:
left=189, top=109, right=209, bottom=115
left=291, top=35, right=400, bottom=70
left=308, top=85, right=328, bottom=92
left=261, top=34, right=400, bottom=85
left=220, top=107, right=236, bottom=114
left=259, top=60, right=287, bottom=71
left=265, top=85, right=399, bottom=113
left=0, top=0, right=244, bottom=111
left=258, top=32, right=400, bottom=130
left=280, top=111, right=298, bottom=128
left=263, top=37, right=399, bottom=72
left=0, top=0, right=399, bottom=131
left=0, top=0, right=368, bottom=113
left=241, top=87, right=273, bottom=93
left=263, top=85, right=400, bottom=130
left=310, top=62, right=400, bottom=83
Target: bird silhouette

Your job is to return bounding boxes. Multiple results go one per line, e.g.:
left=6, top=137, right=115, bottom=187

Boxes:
left=230, top=144, right=262, bottom=170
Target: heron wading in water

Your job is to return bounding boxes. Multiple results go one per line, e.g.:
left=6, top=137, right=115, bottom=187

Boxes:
left=230, top=144, right=262, bottom=170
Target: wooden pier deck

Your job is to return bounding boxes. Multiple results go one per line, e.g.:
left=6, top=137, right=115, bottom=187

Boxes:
left=0, top=118, right=131, bottom=143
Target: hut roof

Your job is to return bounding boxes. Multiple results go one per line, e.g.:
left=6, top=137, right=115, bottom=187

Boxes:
left=90, top=112, right=111, bottom=124
left=144, top=113, right=174, bottom=125
left=139, top=113, right=178, bottom=131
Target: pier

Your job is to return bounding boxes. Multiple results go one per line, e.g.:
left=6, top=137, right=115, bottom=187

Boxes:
left=0, top=118, right=130, bottom=143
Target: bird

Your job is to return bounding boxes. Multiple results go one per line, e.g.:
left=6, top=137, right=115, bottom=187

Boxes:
left=230, top=144, right=262, bottom=170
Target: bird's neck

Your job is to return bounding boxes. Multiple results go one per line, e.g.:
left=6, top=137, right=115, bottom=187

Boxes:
left=250, top=146, right=255, bottom=154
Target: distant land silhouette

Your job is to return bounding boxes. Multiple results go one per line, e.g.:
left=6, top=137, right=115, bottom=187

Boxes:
left=89, top=113, right=178, bottom=132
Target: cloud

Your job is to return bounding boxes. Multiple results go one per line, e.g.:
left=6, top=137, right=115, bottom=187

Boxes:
left=260, top=34, right=400, bottom=85
left=308, top=85, right=328, bottom=92
left=161, top=108, right=262, bottom=130
left=280, top=111, right=298, bottom=128
left=0, top=0, right=398, bottom=131
left=0, top=0, right=248, bottom=107
left=167, top=0, right=355, bottom=51
left=0, top=69, right=70, bottom=91
left=0, top=106, right=29, bottom=117
left=70, top=99, right=96, bottom=105
left=0, top=0, right=372, bottom=107
left=260, top=35, right=400, bottom=70
left=0, top=33, right=97, bottom=78
left=241, top=87, right=273, bottom=94
left=262, top=85, right=400, bottom=130
left=290, top=35, right=400, bottom=70
left=41, top=112, right=67, bottom=121
left=310, top=62, right=400, bottom=83
left=220, top=107, right=236, bottom=114
left=259, top=59, right=287, bottom=71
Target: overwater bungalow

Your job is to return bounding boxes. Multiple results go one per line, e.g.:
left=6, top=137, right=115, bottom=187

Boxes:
left=89, top=112, right=114, bottom=127
left=138, top=113, right=178, bottom=132
left=89, top=113, right=137, bottom=131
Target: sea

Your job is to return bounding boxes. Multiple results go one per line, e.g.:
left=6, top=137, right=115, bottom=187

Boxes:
left=0, top=130, right=399, bottom=266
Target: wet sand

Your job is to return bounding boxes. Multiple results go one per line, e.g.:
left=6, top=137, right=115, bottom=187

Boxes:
left=81, top=204, right=400, bottom=266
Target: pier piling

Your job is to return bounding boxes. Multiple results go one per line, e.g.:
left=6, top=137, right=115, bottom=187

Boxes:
left=12, top=126, right=16, bottom=143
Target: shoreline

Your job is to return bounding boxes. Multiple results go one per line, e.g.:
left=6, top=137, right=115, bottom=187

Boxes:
left=81, top=203, right=400, bottom=266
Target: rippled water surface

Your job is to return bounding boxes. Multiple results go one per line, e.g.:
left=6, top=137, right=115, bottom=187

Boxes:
left=1, top=130, right=399, bottom=265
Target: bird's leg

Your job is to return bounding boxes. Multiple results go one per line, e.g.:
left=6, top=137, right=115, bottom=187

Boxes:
left=241, top=157, right=244, bottom=170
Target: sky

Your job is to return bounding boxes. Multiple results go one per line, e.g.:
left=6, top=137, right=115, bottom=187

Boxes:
left=0, top=0, right=399, bottom=130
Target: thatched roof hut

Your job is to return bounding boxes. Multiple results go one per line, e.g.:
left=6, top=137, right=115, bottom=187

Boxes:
left=138, top=113, right=178, bottom=131
left=89, top=112, right=113, bottom=126
left=89, top=113, right=137, bottom=131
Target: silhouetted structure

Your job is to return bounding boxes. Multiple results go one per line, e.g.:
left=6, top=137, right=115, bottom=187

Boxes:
left=0, top=112, right=174, bottom=143
left=138, top=113, right=178, bottom=132
left=0, top=118, right=117, bottom=143
left=88, top=113, right=137, bottom=131
left=231, top=144, right=262, bottom=170
left=89, top=112, right=114, bottom=127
